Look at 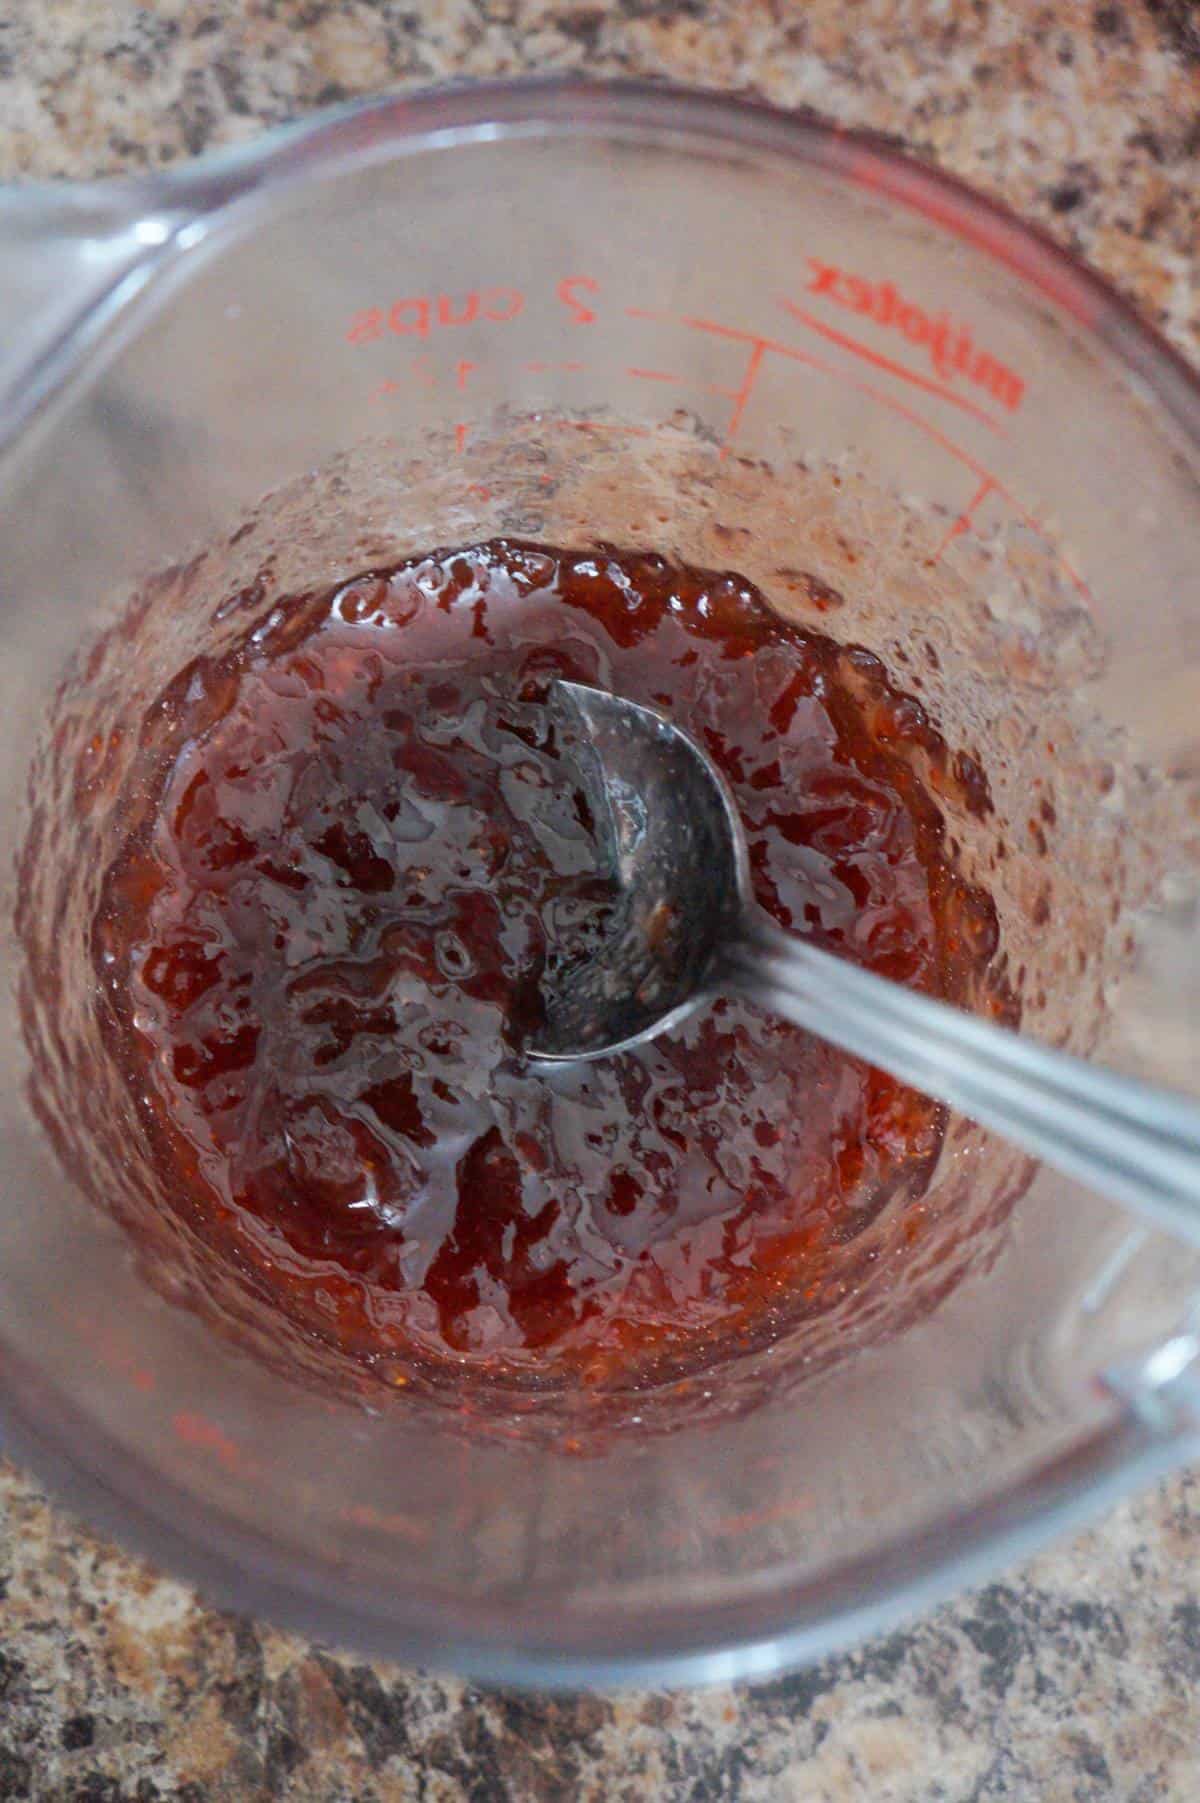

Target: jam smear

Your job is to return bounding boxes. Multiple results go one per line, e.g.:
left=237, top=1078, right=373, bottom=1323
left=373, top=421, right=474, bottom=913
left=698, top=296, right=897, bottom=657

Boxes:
left=93, top=541, right=1008, bottom=1390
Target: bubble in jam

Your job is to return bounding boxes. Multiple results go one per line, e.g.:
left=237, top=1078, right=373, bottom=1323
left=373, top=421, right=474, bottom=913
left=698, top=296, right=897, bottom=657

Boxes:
left=92, top=540, right=1010, bottom=1390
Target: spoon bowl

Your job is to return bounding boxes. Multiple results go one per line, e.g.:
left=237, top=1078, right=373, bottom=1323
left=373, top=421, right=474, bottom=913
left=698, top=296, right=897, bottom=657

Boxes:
left=532, top=681, right=748, bottom=1059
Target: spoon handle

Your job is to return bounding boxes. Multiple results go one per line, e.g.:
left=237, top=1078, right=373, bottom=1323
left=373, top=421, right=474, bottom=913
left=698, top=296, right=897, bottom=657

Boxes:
left=724, top=911, right=1200, bottom=1243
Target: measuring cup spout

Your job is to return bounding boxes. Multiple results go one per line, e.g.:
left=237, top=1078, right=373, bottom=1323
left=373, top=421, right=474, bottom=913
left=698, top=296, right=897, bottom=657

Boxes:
left=0, top=181, right=195, bottom=469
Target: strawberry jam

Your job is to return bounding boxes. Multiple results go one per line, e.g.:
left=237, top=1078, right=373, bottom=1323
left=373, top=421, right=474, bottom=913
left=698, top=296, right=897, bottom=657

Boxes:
left=92, top=541, right=1008, bottom=1390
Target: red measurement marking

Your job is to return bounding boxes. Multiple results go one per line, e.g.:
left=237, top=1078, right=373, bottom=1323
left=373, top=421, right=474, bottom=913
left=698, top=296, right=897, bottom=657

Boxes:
left=368, top=355, right=435, bottom=403
left=455, top=359, right=476, bottom=393
left=455, top=423, right=470, bottom=454
left=346, top=288, right=525, bottom=345
left=682, top=312, right=822, bottom=354
left=558, top=275, right=599, bottom=324
left=625, top=306, right=661, bottom=321
left=663, top=1490, right=817, bottom=1549
left=389, top=299, right=430, bottom=338
left=485, top=288, right=523, bottom=322
left=720, top=340, right=767, bottom=458
left=525, top=360, right=586, bottom=373
left=437, top=293, right=478, bottom=327
left=172, top=1409, right=243, bottom=1473
left=347, top=307, right=385, bottom=344
left=467, top=483, right=492, bottom=499
left=819, top=359, right=1087, bottom=595
left=794, top=260, right=1024, bottom=415
left=623, top=361, right=738, bottom=399
left=780, top=298, right=1007, bottom=434
left=339, top=1502, right=430, bottom=1546
left=932, top=475, right=996, bottom=563
left=714, top=1496, right=818, bottom=1539
left=816, top=364, right=1088, bottom=598
left=667, top=311, right=1090, bottom=605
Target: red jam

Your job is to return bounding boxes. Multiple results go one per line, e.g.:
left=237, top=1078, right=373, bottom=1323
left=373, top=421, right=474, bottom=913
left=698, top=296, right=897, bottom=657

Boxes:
left=92, top=541, right=1007, bottom=1390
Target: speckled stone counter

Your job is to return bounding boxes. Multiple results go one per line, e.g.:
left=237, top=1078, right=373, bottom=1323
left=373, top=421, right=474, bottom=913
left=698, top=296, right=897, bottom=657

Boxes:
left=1, top=3, right=1198, bottom=1797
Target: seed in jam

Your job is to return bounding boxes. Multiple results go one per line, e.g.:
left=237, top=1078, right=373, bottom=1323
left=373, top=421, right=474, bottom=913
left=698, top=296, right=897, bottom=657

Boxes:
left=91, top=540, right=1008, bottom=1390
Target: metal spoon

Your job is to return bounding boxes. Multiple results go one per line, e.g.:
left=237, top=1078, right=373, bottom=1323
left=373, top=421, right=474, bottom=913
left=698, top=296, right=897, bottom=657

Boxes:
left=530, top=680, right=1200, bottom=1242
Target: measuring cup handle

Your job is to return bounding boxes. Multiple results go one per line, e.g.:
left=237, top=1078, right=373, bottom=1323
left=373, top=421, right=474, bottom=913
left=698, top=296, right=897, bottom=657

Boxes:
left=0, top=182, right=191, bottom=466
left=725, top=909, right=1200, bottom=1244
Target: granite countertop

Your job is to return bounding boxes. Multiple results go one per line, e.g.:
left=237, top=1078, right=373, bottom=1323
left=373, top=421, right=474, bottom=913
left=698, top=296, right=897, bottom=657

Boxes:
left=1, top=2, right=1198, bottom=1797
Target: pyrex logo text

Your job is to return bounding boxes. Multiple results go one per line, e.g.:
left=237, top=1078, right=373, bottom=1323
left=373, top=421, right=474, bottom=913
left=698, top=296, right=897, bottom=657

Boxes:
left=803, top=259, right=1025, bottom=413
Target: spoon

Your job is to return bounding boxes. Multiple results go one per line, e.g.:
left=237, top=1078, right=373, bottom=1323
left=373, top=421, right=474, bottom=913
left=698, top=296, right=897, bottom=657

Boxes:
left=531, top=680, right=1200, bottom=1242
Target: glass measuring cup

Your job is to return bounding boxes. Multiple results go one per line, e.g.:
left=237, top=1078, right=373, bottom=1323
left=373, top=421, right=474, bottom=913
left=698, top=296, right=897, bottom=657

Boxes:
left=1, top=78, right=1199, bottom=1686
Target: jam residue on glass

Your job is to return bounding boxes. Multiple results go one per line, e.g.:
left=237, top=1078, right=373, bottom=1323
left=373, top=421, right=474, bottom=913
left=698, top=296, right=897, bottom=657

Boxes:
left=92, top=540, right=1009, bottom=1391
